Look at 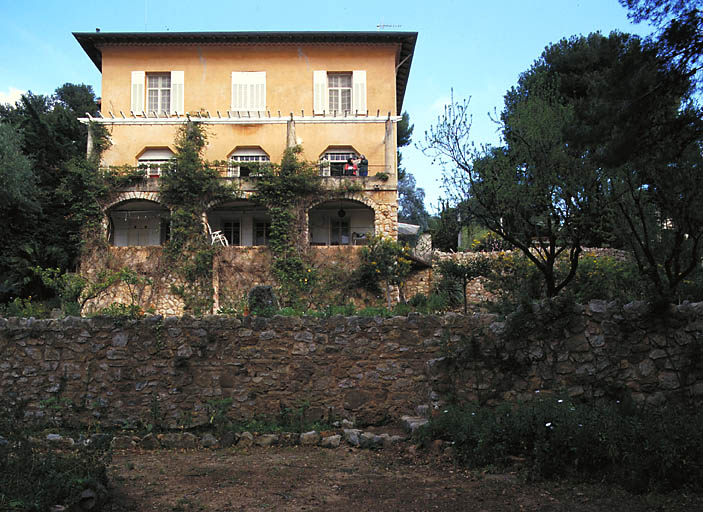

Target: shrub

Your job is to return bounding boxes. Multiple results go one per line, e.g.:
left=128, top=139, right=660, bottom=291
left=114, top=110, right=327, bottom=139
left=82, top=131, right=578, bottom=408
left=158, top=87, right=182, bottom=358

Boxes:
left=248, top=285, right=279, bottom=316
left=469, top=230, right=513, bottom=252
left=563, top=251, right=645, bottom=304
left=418, top=398, right=703, bottom=493
left=483, top=250, right=648, bottom=311
left=0, top=297, right=55, bottom=318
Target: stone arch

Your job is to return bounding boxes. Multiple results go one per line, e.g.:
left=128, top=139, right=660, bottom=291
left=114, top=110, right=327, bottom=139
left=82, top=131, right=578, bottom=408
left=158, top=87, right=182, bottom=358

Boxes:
left=103, top=191, right=162, bottom=212
left=307, top=192, right=397, bottom=240
left=105, top=196, right=170, bottom=247
left=308, top=197, right=377, bottom=246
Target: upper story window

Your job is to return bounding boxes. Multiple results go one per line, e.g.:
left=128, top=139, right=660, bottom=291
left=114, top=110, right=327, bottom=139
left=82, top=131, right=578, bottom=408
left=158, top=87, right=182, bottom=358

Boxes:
left=131, top=70, right=184, bottom=116
left=147, top=73, right=171, bottom=113
left=138, top=147, right=175, bottom=178
left=231, top=72, right=266, bottom=113
left=229, top=147, right=270, bottom=177
left=327, top=73, right=352, bottom=113
left=319, top=147, right=368, bottom=176
left=313, top=70, right=367, bottom=115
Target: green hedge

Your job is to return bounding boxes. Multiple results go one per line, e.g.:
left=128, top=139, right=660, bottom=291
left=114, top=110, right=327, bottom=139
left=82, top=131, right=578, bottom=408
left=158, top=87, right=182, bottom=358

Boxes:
left=418, top=398, right=703, bottom=493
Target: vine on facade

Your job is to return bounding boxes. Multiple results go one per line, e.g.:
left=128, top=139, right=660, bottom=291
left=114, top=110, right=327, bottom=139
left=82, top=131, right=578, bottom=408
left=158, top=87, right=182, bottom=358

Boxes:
left=159, top=122, right=239, bottom=314
left=252, top=145, right=363, bottom=309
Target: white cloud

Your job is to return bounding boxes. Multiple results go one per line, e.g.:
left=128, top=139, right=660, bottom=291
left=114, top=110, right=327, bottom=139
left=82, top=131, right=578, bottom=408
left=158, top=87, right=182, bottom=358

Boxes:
left=0, top=87, right=25, bottom=106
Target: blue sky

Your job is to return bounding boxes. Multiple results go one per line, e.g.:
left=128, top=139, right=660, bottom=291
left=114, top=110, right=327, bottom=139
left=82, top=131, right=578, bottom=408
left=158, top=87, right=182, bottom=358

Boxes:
left=0, top=0, right=652, bottom=209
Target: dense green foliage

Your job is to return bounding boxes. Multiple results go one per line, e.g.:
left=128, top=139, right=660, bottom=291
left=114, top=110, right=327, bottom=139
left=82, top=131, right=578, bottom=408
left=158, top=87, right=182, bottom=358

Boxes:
left=0, top=84, right=107, bottom=302
left=423, top=31, right=702, bottom=303
left=159, top=122, right=237, bottom=314
left=418, top=398, right=703, bottom=493
left=397, top=111, right=430, bottom=231
left=252, top=145, right=325, bottom=308
left=354, top=236, right=413, bottom=308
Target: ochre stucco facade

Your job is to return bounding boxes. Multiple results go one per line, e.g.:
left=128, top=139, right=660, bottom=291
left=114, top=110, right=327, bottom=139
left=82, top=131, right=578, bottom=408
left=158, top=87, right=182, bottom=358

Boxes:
left=74, top=31, right=418, bottom=314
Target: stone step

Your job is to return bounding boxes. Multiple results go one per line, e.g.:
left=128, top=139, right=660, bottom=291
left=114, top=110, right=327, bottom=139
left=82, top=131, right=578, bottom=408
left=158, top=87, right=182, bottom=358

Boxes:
left=400, top=415, right=429, bottom=434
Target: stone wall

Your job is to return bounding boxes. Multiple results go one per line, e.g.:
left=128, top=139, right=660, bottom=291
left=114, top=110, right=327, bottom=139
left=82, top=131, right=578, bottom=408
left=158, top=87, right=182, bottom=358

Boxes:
left=81, top=246, right=186, bottom=316
left=2, top=301, right=702, bottom=428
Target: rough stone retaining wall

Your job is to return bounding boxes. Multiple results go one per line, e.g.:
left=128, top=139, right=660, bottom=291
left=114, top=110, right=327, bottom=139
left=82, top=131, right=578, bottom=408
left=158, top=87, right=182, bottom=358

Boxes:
left=1, top=301, right=702, bottom=428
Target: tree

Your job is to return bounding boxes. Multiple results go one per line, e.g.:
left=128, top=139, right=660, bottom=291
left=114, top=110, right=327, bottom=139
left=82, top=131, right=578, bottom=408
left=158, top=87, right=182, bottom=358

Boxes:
left=435, top=257, right=491, bottom=314
left=0, top=125, right=40, bottom=298
left=396, top=111, right=430, bottom=230
left=0, top=83, right=106, bottom=301
left=428, top=202, right=461, bottom=252
left=620, top=0, right=702, bottom=75
left=422, top=32, right=696, bottom=299
left=398, top=172, right=429, bottom=230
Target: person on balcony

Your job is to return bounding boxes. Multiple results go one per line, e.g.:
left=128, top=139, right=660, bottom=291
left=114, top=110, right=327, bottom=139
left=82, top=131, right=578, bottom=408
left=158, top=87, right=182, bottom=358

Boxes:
left=358, top=155, right=368, bottom=177
left=344, top=157, right=358, bottom=176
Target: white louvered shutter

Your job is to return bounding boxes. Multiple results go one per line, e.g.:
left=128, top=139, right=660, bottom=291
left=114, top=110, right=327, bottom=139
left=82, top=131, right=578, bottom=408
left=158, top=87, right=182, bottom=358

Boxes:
left=231, top=72, right=266, bottom=112
left=313, top=70, right=327, bottom=115
left=170, top=71, right=184, bottom=115
left=352, top=70, right=367, bottom=114
left=131, top=71, right=145, bottom=113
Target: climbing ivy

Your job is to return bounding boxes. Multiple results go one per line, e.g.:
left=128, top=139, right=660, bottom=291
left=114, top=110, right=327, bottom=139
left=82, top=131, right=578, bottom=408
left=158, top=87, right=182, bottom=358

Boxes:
left=252, top=145, right=361, bottom=309
left=159, top=122, right=238, bottom=314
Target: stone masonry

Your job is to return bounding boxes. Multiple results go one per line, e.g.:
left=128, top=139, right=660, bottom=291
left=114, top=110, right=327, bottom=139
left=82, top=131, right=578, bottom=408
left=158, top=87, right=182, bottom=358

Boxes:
left=1, top=301, right=702, bottom=428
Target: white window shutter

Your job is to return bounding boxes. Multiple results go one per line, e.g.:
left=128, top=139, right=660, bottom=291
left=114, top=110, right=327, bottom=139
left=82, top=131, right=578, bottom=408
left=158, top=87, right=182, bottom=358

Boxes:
left=170, top=70, right=184, bottom=115
left=231, top=72, right=246, bottom=112
left=352, top=70, right=367, bottom=114
left=232, top=72, right=266, bottom=112
left=313, top=70, right=327, bottom=115
left=250, top=71, right=266, bottom=111
left=131, top=71, right=145, bottom=113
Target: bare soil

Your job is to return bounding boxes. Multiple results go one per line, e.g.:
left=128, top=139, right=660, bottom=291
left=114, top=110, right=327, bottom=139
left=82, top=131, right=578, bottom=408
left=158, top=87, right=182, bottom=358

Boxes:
left=105, top=446, right=701, bottom=512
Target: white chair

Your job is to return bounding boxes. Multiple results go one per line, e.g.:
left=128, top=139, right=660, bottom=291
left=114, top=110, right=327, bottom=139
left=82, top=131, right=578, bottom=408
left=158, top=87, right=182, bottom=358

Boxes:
left=207, top=223, right=229, bottom=246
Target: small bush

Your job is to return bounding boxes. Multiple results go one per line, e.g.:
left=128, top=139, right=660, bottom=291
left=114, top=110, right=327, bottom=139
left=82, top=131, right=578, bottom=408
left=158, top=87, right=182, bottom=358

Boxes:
left=565, top=251, right=645, bottom=304
left=469, top=230, right=513, bottom=252
left=418, top=398, right=703, bottom=493
left=248, top=285, right=279, bottom=316
left=0, top=297, right=55, bottom=318
left=483, top=250, right=648, bottom=311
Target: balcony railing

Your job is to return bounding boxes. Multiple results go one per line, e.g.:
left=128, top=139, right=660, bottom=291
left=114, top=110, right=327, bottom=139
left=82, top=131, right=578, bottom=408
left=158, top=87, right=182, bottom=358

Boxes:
left=99, top=161, right=393, bottom=190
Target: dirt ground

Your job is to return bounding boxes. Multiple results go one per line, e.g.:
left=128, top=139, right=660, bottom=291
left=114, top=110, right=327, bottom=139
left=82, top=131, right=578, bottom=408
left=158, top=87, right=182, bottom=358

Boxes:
left=105, top=446, right=702, bottom=512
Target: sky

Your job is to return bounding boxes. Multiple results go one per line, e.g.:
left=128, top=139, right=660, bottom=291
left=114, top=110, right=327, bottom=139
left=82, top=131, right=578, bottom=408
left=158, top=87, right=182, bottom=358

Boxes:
left=0, top=0, right=653, bottom=210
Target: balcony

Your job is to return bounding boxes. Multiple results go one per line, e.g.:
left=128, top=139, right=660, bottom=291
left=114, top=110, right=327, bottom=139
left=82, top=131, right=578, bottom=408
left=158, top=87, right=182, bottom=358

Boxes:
left=99, top=161, right=394, bottom=196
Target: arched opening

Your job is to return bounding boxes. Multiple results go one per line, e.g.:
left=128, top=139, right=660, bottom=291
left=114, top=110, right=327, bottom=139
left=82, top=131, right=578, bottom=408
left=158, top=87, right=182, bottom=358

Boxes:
left=227, top=146, right=271, bottom=177
left=108, top=200, right=170, bottom=246
left=208, top=200, right=271, bottom=246
left=137, top=147, right=175, bottom=178
left=309, top=199, right=374, bottom=246
left=318, top=146, right=367, bottom=177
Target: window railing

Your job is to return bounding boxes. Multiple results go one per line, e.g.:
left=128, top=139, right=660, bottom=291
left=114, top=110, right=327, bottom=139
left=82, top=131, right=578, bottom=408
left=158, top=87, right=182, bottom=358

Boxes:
left=318, top=162, right=389, bottom=178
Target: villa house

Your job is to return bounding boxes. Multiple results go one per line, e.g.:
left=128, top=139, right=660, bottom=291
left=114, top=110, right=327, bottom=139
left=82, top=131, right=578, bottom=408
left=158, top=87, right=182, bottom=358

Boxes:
left=73, top=30, right=420, bottom=314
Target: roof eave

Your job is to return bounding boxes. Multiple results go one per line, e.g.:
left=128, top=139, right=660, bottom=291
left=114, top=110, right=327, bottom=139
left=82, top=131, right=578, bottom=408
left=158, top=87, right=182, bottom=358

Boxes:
left=73, top=31, right=417, bottom=112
